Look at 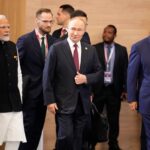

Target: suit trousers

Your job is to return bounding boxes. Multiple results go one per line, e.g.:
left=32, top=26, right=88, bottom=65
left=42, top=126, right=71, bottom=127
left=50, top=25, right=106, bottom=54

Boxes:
left=56, top=97, right=89, bottom=150
left=19, top=93, right=47, bottom=150
left=141, top=114, right=150, bottom=150
left=93, top=84, right=121, bottom=146
left=141, top=119, right=147, bottom=150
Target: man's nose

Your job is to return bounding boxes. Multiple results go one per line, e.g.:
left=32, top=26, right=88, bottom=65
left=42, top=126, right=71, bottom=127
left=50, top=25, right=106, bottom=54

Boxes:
left=5, top=28, right=10, bottom=33
left=74, top=31, right=78, bottom=35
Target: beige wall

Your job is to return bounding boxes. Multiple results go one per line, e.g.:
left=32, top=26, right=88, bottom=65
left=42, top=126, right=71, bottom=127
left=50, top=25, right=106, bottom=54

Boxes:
left=25, top=0, right=150, bottom=52
left=0, top=0, right=26, bottom=42
left=1, top=0, right=150, bottom=51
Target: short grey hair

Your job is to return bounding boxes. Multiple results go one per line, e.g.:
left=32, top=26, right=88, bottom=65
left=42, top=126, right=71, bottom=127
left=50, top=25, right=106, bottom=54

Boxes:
left=68, top=17, right=87, bottom=27
left=0, top=15, right=7, bottom=20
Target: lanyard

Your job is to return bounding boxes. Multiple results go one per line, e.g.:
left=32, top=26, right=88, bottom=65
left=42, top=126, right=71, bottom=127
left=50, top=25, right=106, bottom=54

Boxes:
left=105, top=48, right=114, bottom=69
left=104, top=47, right=114, bottom=65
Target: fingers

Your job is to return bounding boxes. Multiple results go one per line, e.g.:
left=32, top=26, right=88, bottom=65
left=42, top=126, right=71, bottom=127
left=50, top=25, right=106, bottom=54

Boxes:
left=129, top=102, right=137, bottom=111
left=76, top=71, right=80, bottom=75
left=74, top=72, right=87, bottom=84
left=48, top=103, right=58, bottom=114
left=55, top=104, right=58, bottom=110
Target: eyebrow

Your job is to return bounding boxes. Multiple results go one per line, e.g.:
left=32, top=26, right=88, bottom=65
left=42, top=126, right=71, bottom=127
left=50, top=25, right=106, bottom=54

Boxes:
left=0, top=25, right=10, bottom=28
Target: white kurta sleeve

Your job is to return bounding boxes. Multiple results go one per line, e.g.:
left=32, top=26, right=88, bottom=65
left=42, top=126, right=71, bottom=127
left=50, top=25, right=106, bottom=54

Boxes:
left=17, top=49, right=23, bottom=103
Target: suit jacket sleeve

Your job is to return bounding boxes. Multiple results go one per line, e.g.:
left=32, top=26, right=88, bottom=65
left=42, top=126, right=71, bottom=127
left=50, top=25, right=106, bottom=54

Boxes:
left=17, top=35, right=31, bottom=99
left=81, top=32, right=91, bottom=44
left=86, top=47, right=104, bottom=85
left=16, top=36, right=26, bottom=61
left=43, top=45, right=56, bottom=105
left=127, top=44, right=141, bottom=102
left=122, top=47, right=128, bottom=92
left=52, top=29, right=61, bottom=39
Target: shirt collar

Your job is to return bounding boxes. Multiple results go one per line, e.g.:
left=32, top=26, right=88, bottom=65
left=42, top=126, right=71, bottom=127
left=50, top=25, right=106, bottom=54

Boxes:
left=62, top=27, right=67, bottom=31
left=35, top=28, right=46, bottom=39
left=67, top=37, right=81, bottom=48
left=104, top=43, right=114, bottom=49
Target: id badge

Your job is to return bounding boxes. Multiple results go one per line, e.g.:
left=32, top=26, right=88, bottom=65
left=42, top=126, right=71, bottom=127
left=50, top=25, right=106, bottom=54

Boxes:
left=104, top=71, right=112, bottom=83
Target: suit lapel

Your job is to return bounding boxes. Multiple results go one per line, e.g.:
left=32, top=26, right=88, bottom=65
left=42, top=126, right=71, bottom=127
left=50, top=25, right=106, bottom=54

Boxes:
left=47, top=34, right=54, bottom=49
left=31, top=31, right=44, bottom=62
left=80, top=43, right=89, bottom=72
left=101, top=43, right=106, bottom=70
left=57, top=28, right=62, bottom=38
left=62, top=40, right=76, bottom=72
left=113, top=43, right=119, bottom=72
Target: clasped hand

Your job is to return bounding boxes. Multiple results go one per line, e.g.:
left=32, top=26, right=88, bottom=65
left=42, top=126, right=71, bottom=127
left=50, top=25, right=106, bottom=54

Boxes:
left=74, top=72, right=87, bottom=84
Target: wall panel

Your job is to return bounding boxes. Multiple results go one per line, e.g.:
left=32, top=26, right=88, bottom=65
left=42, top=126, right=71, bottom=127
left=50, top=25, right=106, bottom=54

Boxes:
left=0, top=0, right=150, bottom=149
left=0, top=0, right=26, bottom=42
left=25, top=0, right=150, bottom=52
left=1, top=0, right=150, bottom=50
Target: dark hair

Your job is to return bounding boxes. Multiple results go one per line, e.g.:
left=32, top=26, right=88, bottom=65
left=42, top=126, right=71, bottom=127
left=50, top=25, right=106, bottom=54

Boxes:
left=59, top=4, right=74, bottom=15
left=70, top=9, right=87, bottom=19
left=36, top=8, right=53, bottom=18
left=107, top=24, right=117, bottom=34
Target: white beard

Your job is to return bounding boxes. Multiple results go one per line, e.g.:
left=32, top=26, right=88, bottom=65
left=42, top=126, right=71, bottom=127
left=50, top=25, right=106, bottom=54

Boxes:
left=0, top=36, right=10, bottom=42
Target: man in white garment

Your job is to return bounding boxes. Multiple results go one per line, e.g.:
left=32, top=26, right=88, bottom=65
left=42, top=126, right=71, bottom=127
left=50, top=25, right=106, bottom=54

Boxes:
left=0, top=15, right=26, bottom=150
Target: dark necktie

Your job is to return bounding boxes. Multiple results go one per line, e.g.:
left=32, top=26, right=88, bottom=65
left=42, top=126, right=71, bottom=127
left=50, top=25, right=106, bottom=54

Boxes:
left=73, top=44, right=79, bottom=71
left=107, top=45, right=111, bottom=57
left=41, top=36, right=45, bottom=57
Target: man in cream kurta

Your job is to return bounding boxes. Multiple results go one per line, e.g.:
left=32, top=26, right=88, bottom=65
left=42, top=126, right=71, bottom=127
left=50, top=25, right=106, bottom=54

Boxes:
left=0, top=15, right=26, bottom=150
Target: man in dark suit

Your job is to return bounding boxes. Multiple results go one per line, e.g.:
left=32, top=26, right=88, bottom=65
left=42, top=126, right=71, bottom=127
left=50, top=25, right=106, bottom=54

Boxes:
left=53, top=9, right=91, bottom=150
left=141, top=121, right=147, bottom=150
left=127, top=36, right=150, bottom=150
left=43, top=17, right=103, bottom=150
left=16, top=8, right=55, bottom=150
left=52, top=4, right=74, bottom=39
left=92, top=25, right=128, bottom=150
left=53, top=8, right=91, bottom=44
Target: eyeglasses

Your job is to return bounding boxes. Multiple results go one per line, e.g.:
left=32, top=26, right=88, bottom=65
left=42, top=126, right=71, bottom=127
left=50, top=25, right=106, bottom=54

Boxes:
left=0, top=25, right=10, bottom=29
left=38, top=19, right=54, bottom=24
